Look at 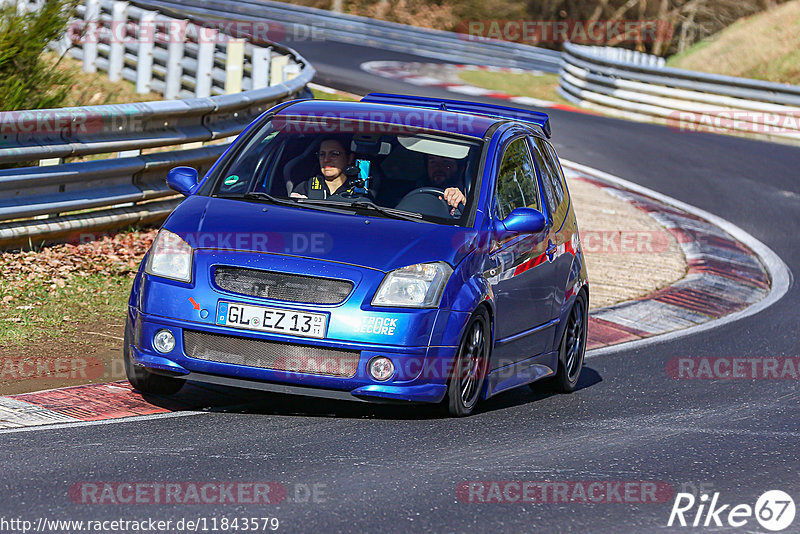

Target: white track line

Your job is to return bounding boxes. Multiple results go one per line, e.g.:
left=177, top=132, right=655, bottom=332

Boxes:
left=0, top=410, right=206, bottom=435
left=562, top=159, right=794, bottom=358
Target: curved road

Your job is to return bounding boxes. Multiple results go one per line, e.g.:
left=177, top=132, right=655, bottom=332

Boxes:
left=1, top=23, right=799, bottom=534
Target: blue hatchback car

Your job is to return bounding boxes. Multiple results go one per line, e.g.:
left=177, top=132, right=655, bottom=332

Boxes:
left=124, top=93, right=589, bottom=416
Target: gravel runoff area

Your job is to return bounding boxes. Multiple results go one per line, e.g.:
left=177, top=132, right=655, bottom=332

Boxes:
left=0, top=177, right=686, bottom=395
left=570, top=178, right=686, bottom=309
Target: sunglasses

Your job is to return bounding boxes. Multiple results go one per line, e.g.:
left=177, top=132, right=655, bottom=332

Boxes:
left=316, top=150, right=343, bottom=159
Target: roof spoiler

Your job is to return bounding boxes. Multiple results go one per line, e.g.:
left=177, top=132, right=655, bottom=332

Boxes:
left=361, top=93, right=551, bottom=138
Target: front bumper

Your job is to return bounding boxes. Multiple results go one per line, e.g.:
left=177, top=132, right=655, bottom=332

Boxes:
left=129, top=308, right=469, bottom=404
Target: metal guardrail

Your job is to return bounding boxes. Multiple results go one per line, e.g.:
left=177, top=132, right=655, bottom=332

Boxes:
left=5, top=1, right=799, bottom=248
left=135, top=0, right=800, bottom=145
left=558, top=43, right=800, bottom=143
left=0, top=0, right=314, bottom=249
left=130, top=0, right=563, bottom=73
left=71, top=0, right=303, bottom=99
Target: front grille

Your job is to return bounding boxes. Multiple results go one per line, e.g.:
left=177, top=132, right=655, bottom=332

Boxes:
left=214, top=266, right=353, bottom=305
left=184, top=330, right=359, bottom=378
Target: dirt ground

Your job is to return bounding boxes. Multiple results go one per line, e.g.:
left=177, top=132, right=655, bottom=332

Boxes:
left=0, top=319, right=127, bottom=395
left=0, top=177, right=686, bottom=396
left=569, top=178, right=687, bottom=309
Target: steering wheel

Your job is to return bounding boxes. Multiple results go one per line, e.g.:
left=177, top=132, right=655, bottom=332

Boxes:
left=396, top=187, right=463, bottom=218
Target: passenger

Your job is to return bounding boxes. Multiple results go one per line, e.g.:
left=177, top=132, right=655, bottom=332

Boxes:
left=424, top=154, right=466, bottom=214
left=291, top=136, right=356, bottom=199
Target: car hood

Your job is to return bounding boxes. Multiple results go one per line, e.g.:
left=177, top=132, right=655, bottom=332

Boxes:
left=162, top=196, right=479, bottom=272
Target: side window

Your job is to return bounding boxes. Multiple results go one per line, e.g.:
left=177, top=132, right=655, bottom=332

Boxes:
left=531, top=137, right=565, bottom=211
left=494, top=138, right=540, bottom=220
left=215, top=129, right=279, bottom=196
left=543, top=141, right=568, bottom=204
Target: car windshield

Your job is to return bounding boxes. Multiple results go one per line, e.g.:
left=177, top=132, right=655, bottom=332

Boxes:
left=200, top=115, right=484, bottom=226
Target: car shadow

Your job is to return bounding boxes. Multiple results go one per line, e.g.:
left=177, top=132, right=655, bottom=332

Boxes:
left=145, top=366, right=603, bottom=421
left=203, top=389, right=447, bottom=420
left=474, top=366, right=603, bottom=415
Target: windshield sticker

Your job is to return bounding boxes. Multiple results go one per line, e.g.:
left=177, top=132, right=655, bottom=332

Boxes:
left=224, top=175, right=240, bottom=186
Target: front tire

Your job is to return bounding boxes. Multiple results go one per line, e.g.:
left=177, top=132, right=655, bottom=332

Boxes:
left=446, top=309, right=490, bottom=417
left=123, top=317, right=184, bottom=395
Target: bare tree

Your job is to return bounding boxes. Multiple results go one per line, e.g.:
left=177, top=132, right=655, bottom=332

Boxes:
left=329, top=0, right=791, bottom=56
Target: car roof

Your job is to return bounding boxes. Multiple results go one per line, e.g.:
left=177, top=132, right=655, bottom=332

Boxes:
left=362, top=93, right=551, bottom=138
left=276, top=97, right=550, bottom=139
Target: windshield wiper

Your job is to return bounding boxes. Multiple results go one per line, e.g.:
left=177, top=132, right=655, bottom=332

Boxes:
left=296, top=198, right=423, bottom=222
left=212, top=191, right=295, bottom=205
left=350, top=200, right=423, bottom=222
left=243, top=191, right=302, bottom=204
left=215, top=192, right=352, bottom=214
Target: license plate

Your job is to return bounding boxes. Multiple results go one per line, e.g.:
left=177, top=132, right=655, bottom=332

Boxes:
left=216, top=301, right=327, bottom=339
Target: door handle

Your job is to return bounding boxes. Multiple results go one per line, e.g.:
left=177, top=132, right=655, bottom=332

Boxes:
left=546, top=241, right=557, bottom=261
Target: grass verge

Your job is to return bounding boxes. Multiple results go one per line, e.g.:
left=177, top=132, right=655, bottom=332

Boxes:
left=54, top=51, right=162, bottom=107
left=456, top=71, right=569, bottom=105
left=311, top=86, right=359, bottom=101
left=0, top=227, right=155, bottom=348
left=0, top=274, right=132, bottom=348
left=666, top=0, right=800, bottom=85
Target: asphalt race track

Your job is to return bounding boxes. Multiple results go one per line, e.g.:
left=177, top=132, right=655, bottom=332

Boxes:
left=1, top=13, right=799, bottom=534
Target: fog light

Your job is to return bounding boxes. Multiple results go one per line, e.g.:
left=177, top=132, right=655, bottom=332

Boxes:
left=153, top=329, right=176, bottom=354
left=368, top=357, right=394, bottom=381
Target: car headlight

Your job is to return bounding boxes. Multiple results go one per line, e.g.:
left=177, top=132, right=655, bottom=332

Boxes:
left=372, top=262, right=453, bottom=308
left=145, top=229, right=193, bottom=283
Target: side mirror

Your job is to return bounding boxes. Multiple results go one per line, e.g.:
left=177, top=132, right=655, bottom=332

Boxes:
left=494, top=207, right=546, bottom=238
left=166, top=167, right=199, bottom=196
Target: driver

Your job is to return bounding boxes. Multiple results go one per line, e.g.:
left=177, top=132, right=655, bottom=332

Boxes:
left=291, top=136, right=356, bottom=199
left=424, top=155, right=467, bottom=214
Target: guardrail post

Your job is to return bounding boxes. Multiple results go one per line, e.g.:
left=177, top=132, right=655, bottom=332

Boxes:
left=165, top=19, right=187, bottom=99
left=53, top=24, right=71, bottom=56
left=83, top=0, right=100, bottom=74
left=108, top=1, right=128, bottom=83
left=195, top=26, right=217, bottom=97
left=251, top=47, right=271, bottom=90
left=269, top=54, right=288, bottom=86
left=284, top=63, right=300, bottom=81
left=224, top=38, right=245, bottom=94
left=136, top=11, right=157, bottom=94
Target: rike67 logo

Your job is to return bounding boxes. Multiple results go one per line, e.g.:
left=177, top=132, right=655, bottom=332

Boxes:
left=668, top=490, right=796, bottom=531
